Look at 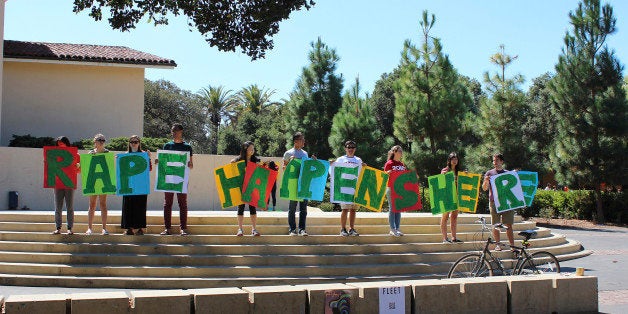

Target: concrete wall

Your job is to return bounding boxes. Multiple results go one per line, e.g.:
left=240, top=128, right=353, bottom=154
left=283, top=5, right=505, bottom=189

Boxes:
left=0, top=146, right=287, bottom=211
left=0, top=275, right=598, bottom=313
left=1, top=61, right=144, bottom=145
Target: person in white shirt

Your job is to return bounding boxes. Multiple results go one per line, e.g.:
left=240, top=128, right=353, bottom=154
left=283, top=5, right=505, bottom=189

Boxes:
left=333, top=140, right=366, bottom=236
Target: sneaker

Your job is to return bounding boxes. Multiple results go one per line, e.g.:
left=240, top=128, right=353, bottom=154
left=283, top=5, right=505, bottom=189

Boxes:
left=101, top=229, right=109, bottom=235
left=180, top=229, right=190, bottom=236
left=135, top=229, right=144, bottom=235
left=340, top=228, right=349, bottom=236
left=390, top=230, right=400, bottom=237
left=85, top=229, right=93, bottom=235
left=160, top=229, right=172, bottom=235
left=67, top=230, right=74, bottom=235
left=52, top=229, right=61, bottom=235
left=252, top=229, right=261, bottom=236
left=452, top=238, right=463, bottom=243
left=349, top=228, right=360, bottom=236
left=494, top=244, right=503, bottom=251
left=289, top=229, right=298, bottom=236
left=396, top=229, right=404, bottom=236
left=268, top=206, right=274, bottom=211
left=298, top=229, right=309, bottom=236
left=443, top=238, right=452, bottom=243
left=236, top=229, right=244, bottom=236
left=124, top=229, right=134, bottom=235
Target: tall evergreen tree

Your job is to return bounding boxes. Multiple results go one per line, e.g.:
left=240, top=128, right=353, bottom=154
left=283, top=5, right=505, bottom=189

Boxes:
left=329, top=78, right=383, bottom=166
left=522, top=73, right=556, bottom=177
left=371, top=68, right=402, bottom=144
left=393, top=11, right=471, bottom=180
left=470, top=45, right=529, bottom=171
left=197, top=85, right=236, bottom=154
left=285, top=38, right=344, bottom=159
left=548, top=0, right=627, bottom=222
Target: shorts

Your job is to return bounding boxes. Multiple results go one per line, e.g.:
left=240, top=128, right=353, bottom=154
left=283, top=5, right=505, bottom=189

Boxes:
left=340, top=203, right=359, bottom=211
left=489, top=201, right=515, bottom=225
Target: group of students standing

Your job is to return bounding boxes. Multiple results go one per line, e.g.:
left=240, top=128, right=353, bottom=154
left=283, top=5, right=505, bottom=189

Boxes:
left=51, top=124, right=515, bottom=251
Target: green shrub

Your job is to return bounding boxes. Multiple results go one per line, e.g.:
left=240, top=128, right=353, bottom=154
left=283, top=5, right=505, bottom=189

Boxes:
left=9, top=134, right=55, bottom=148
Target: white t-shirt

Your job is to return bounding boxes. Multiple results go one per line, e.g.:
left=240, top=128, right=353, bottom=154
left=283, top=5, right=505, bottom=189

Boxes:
left=335, top=155, right=363, bottom=165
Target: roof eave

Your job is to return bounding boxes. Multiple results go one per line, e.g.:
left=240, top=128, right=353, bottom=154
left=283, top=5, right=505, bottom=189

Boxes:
left=4, top=57, right=177, bottom=69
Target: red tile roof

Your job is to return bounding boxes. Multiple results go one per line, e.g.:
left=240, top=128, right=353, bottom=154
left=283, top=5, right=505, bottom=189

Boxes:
left=3, top=40, right=176, bottom=67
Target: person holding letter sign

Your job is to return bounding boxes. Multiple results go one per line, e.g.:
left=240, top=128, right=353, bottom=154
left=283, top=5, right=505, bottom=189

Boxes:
left=51, top=136, right=79, bottom=235
left=157, top=123, right=193, bottom=236
left=334, top=140, right=365, bottom=237
left=232, top=141, right=262, bottom=236
left=440, top=152, right=463, bottom=243
left=482, top=153, right=514, bottom=251
left=284, top=132, right=310, bottom=236
left=121, top=135, right=151, bottom=236
left=86, top=134, right=110, bottom=235
left=384, top=145, right=406, bottom=236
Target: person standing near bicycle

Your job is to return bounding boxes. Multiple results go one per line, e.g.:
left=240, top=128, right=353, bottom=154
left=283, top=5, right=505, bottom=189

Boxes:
left=440, top=152, right=462, bottom=243
left=482, top=153, right=514, bottom=251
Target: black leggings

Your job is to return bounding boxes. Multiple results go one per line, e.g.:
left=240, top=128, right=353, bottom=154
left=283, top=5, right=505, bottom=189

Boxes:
left=237, top=204, right=257, bottom=215
left=267, top=183, right=277, bottom=206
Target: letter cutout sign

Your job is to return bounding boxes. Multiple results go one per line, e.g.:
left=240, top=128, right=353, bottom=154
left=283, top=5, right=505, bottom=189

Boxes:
left=517, top=171, right=539, bottom=207
left=490, top=171, right=525, bottom=213
left=428, top=172, right=458, bottom=214
left=279, top=159, right=302, bottom=201
left=214, top=161, right=246, bottom=208
left=242, top=162, right=278, bottom=208
left=354, top=166, right=389, bottom=212
left=116, top=152, right=150, bottom=195
left=330, top=162, right=361, bottom=204
left=457, top=172, right=481, bottom=213
left=389, top=170, right=422, bottom=213
left=44, top=146, right=78, bottom=189
left=80, top=152, right=116, bottom=195
left=155, top=150, right=190, bottom=193
left=297, top=158, right=329, bottom=201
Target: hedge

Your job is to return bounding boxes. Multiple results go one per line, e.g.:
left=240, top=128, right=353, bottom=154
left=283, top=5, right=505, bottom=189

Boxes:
left=8, top=134, right=169, bottom=152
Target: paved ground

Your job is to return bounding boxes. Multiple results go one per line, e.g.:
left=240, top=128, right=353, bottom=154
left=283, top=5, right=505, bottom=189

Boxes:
left=1, top=221, right=626, bottom=313
left=542, top=224, right=628, bottom=314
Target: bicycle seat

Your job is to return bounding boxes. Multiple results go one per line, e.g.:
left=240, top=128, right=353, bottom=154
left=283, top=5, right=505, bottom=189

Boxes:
left=518, top=230, right=537, bottom=240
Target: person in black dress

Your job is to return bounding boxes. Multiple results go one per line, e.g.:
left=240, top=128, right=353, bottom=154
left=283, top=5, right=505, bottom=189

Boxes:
left=121, top=135, right=152, bottom=235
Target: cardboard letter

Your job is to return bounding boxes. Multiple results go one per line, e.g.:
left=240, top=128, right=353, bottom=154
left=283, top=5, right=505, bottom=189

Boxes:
left=81, top=153, right=116, bottom=195
left=155, top=150, right=190, bottom=193
left=116, top=152, right=150, bottom=195
left=490, top=171, right=525, bottom=212
left=214, top=161, right=246, bottom=208
left=517, top=171, right=539, bottom=207
left=428, top=172, right=458, bottom=214
left=330, top=162, right=361, bottom=204
left=354, top=166, right=389, bottom=212
left=44, top=146, right=78, bottom=189
left=457, top=172, right=482, bottom=213
left=389, top=170, right=422, bottom=212
left=242, top=162, right=278, bottom=208
left=279, top=159, right=302, bottom=201
left=297, top=158, right=329, bottom=201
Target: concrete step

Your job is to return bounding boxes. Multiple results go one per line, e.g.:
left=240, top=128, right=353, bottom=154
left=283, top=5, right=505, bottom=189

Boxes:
left=0, top=211, right=524, bottom=225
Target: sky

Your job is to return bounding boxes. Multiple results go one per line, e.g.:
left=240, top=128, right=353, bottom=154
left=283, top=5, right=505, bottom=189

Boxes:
left=5, top=0, right=628, bottom=101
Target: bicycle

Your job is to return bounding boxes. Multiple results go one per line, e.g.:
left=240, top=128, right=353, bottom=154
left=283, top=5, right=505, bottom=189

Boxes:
left=447, top=217, right=560, bottom=278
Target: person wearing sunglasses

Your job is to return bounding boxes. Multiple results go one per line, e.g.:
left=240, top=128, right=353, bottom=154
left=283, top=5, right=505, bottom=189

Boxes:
left=86, top=134, right=110, bottom=235
left=121, top=135, right=152, bottom=235
left=333, top=140, right=365, bottom=236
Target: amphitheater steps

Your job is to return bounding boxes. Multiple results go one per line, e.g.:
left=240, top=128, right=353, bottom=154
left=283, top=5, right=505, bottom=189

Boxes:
left=0, top=210, right=590, bottom=289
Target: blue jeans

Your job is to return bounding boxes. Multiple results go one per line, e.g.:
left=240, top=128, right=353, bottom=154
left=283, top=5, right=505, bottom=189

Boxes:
left=288, top=200, right=308, bottom=231
left=386, top=187, right=401, bottom=230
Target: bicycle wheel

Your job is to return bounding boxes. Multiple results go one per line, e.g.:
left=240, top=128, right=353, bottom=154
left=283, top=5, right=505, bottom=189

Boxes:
left=448, top=253, right=493, bottom=278
left=516, top=251, right=560, bottom=275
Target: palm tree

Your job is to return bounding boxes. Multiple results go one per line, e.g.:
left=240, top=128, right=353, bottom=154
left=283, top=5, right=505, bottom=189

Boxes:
left=198, top=85, right=236, bottom=154
left=235, top=85, right=280, bottom=116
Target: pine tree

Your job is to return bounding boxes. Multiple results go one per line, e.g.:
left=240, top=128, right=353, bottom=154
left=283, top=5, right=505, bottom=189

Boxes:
left=548, top=0, right=627, bottom=222
left=393, top=11, right=471, bottom=179
left=328, top=78, right=384, bottom=166
left=285, top=38, right=344, bottom=159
